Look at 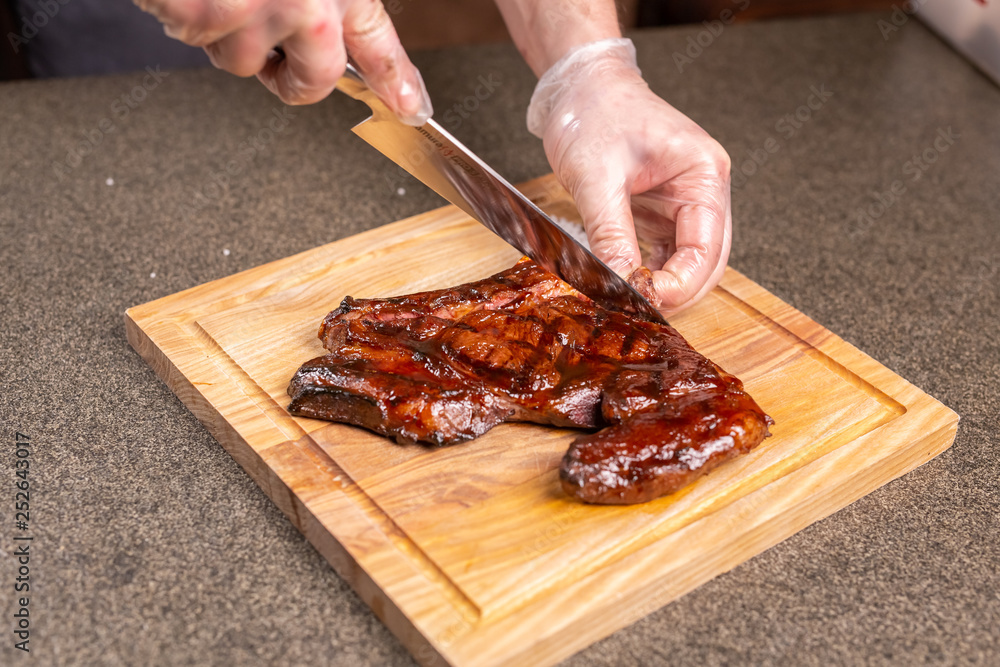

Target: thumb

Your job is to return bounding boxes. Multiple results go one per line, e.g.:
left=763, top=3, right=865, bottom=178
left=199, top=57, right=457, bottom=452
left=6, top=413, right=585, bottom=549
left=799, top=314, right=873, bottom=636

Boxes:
left=569, top=174, right=642, bottom=276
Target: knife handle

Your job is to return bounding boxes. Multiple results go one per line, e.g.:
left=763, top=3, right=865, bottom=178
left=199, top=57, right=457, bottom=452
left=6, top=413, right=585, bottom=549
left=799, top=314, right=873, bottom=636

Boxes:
left=335, top=62, right=394, bottom=120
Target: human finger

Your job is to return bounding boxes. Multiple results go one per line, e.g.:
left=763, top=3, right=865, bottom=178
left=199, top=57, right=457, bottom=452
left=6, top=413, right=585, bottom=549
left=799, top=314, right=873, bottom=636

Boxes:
left=555, top=151, right=643, bottom=277
left=137, top=0, right=264, bottom=47
left=342, top=0, right=432, bottom=125
left=203, top=13, right=275, bottom=77
left=255, top=2, right=348, bottom=105
left=651, top=196, right=731, bottom=313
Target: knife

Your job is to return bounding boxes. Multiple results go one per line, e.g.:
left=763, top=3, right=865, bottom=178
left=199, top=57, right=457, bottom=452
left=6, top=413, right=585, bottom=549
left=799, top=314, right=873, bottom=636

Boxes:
left=335, top=63, right=666, bottom=324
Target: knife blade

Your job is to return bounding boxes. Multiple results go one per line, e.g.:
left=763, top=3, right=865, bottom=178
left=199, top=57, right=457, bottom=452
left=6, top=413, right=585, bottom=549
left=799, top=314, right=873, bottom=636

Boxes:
left=335, top=63, right=666, bottom=324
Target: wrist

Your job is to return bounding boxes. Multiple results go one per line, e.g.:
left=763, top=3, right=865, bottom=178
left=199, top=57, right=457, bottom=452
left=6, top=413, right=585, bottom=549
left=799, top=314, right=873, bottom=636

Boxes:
left=495, top=0, right=623, bottom=75
left=528, top=26, right=624, bottom=75
left=526, top=38, right=640, bottom=138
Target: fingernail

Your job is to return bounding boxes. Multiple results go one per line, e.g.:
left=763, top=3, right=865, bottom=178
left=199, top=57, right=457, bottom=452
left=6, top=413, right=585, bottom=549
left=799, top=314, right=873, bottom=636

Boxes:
left=396, top=72, right=433, bottom=126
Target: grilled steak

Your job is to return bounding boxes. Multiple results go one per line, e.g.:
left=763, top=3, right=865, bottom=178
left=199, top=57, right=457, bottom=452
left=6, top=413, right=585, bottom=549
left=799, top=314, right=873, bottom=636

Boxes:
left=288, top=258, right=772, bottom=504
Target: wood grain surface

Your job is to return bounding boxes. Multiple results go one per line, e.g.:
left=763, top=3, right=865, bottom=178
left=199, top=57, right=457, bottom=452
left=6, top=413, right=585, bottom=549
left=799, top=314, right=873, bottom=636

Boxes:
left=125, top=174, right=958, bottom=667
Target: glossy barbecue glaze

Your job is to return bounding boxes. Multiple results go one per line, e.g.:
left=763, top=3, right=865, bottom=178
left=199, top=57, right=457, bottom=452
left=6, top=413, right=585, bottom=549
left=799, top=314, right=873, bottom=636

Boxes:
left=288, top=258, right=772, bottom=504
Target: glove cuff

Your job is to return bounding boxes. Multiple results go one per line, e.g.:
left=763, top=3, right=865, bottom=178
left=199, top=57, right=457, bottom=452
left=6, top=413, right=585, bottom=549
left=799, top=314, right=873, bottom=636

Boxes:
left=526, top=37, right=638, bottom=138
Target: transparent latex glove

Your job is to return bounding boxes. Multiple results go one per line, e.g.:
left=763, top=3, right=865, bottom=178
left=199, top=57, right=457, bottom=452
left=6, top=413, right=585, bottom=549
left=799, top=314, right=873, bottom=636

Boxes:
left=527, top=38, right=731, bottom=315
left=135, top=0, right=432, bottom=123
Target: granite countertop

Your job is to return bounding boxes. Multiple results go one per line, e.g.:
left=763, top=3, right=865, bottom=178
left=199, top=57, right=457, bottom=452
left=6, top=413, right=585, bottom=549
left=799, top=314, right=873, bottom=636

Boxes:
left=1, top=11, right=997, bottom=666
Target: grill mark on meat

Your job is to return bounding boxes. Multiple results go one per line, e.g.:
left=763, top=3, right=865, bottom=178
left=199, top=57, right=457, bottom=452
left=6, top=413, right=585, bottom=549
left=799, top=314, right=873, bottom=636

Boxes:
left=288, top=258, right=773, bottom=504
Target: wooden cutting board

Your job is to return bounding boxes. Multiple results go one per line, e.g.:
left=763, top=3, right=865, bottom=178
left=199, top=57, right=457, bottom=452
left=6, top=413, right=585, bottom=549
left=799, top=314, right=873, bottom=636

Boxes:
left=126, top=174, right=957, bottom=667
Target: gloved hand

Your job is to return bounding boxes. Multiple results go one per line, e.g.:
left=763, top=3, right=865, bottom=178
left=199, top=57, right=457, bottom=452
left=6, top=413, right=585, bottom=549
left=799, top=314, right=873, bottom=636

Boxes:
left=134, top=0, right=432, bottom=124
left=527, top=38, right=731, bottom=315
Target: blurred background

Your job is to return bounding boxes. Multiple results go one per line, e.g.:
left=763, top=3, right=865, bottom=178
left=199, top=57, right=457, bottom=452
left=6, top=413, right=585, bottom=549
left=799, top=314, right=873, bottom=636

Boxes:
left=0, top=0, right=897, bottom=81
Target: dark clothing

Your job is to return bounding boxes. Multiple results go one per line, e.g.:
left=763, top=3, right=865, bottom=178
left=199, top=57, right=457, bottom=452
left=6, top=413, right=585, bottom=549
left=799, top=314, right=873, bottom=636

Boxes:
left=10, top=0, right=209, bottom=77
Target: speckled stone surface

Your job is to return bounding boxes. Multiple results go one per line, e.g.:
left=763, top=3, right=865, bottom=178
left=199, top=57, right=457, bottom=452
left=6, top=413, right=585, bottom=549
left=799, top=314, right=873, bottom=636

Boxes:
left=1, top=12, right=998, bottom=666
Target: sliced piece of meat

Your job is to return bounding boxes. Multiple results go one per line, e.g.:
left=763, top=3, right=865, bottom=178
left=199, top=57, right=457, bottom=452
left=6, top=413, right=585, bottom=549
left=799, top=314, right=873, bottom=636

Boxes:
left=288, top=258, right=773, bottom=504
left=288, top=356, right=514, bottom=446
left=560, top=382, right=773, bottom=504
